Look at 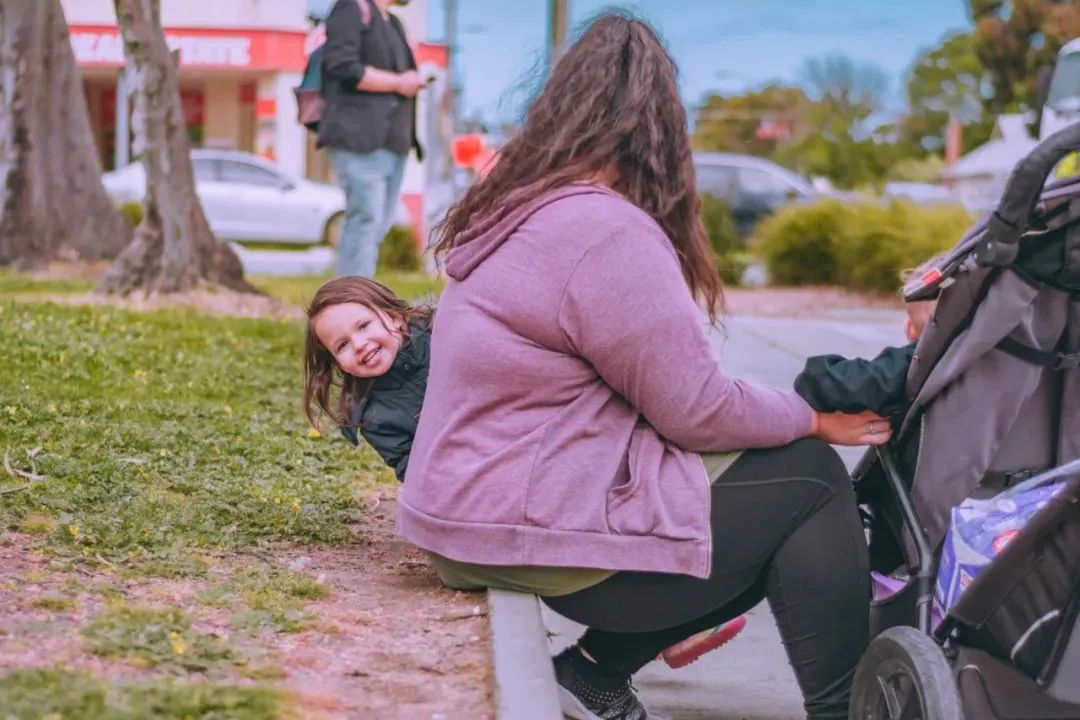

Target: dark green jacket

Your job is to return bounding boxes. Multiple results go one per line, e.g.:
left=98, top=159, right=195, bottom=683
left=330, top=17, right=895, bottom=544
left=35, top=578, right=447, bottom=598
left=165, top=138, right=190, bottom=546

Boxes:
left=794, top=342, right=916, bottom=416
left=340, top=321, right=430, bottom=481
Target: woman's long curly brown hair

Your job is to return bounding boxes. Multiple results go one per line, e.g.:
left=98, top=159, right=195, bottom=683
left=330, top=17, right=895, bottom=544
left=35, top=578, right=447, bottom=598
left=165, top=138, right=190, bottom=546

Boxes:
left=302, top=277, right=433, bottom=429
left=432, top=11, right=723, bottom=322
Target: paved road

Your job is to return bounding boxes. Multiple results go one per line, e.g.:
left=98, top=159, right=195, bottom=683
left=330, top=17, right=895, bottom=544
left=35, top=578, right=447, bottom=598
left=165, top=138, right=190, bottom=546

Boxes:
left=543, top=311, right=908, bottom=720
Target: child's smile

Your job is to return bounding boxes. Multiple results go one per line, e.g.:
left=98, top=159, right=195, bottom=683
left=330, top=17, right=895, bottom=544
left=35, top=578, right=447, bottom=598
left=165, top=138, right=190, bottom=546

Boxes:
left=314, top=302, right=403, bottom=379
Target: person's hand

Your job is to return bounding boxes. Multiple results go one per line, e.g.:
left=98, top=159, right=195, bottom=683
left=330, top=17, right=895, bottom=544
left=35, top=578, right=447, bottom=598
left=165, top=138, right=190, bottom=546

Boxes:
left=810, top=410, right=892, bottom=446
left=396, top=71, right=424, bottom=97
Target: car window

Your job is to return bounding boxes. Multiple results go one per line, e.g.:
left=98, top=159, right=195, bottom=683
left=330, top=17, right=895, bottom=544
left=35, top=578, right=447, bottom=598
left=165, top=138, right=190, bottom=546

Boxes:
left=191, top=159, right=218, bottom=182
left=218, top=160, right=285, bottom=188
left=696, top=164, right=737, bottom=199
left=737, top=168, right=799, bottom=198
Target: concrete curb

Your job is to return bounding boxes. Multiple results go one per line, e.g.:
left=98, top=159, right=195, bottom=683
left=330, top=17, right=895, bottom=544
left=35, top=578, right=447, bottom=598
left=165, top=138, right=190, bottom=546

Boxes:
left=488, top=589, right=563, bottom=720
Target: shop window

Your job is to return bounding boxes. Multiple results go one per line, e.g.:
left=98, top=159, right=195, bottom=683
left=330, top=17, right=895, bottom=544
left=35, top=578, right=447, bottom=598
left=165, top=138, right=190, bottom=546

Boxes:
left=180, top=87, right=205, bottom=147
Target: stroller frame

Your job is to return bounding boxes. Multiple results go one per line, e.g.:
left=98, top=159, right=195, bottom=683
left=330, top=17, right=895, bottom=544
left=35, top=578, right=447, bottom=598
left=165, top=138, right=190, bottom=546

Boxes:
left=848, top=121, right=1080, bottom=720
left=853, top=448, right=1080, bottom=720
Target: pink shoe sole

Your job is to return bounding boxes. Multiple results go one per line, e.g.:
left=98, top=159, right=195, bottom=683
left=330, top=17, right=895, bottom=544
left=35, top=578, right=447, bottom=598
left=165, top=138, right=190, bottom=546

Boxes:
left=659, top=615, right=748, bottom=669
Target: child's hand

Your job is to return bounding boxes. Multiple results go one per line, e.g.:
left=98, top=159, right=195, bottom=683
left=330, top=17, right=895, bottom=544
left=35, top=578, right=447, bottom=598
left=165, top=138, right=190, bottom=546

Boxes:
left=810, top=410, right=892, bottom=446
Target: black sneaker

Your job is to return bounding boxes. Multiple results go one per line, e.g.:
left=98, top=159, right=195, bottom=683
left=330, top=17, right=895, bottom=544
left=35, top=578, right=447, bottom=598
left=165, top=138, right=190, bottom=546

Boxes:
left=553, top=646, right=649, bottom=720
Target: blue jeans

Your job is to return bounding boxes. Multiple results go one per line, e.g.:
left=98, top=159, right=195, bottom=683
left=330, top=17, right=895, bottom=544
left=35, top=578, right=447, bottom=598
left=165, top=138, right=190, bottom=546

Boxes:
left=329, top=148, right=407, bottom=278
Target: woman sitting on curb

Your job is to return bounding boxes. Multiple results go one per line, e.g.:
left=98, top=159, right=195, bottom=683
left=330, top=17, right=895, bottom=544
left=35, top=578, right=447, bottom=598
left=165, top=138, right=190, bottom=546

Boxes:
left=399, top=13, right=889, bottom=720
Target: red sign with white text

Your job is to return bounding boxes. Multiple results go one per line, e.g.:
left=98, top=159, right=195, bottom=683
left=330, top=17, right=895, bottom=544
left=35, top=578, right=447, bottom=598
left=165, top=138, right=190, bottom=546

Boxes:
left=69, top=25, right=307, bottom=72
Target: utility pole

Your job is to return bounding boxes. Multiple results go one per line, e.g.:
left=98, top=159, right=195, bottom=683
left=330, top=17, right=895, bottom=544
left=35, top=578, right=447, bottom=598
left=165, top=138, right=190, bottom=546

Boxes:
left=445, top=0, right=459, bottom=132
left=548, top=0, right=569, bottom=72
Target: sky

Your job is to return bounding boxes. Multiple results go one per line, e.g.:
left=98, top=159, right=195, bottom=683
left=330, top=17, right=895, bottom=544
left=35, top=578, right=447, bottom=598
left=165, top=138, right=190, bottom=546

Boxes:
left=309, top=0, right=973, bottom=124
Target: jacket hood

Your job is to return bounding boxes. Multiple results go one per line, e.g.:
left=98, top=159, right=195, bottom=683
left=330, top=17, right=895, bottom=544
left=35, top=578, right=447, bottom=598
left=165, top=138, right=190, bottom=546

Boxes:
left=444, top=183, right=616, bottom=281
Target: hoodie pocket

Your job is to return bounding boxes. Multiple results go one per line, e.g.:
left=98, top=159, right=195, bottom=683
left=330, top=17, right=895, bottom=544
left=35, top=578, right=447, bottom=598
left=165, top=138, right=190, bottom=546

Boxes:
left=605, top=425, right=703, bottom=541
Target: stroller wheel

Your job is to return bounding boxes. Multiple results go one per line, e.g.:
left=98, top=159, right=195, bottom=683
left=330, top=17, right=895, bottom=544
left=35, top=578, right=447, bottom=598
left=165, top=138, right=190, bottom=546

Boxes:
left=850, top=627, right=964, bottom=720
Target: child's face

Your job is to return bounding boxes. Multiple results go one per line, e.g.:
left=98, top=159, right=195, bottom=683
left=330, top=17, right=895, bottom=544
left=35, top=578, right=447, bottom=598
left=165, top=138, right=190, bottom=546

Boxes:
left=314, top=303, right=403, bottom=379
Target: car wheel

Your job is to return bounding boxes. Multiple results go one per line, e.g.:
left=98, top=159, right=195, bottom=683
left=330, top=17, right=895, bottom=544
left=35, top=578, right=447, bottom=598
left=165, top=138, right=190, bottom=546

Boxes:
left=850, top=627, right=963, bottom=720
left=322, top=212, right=344, bottom=247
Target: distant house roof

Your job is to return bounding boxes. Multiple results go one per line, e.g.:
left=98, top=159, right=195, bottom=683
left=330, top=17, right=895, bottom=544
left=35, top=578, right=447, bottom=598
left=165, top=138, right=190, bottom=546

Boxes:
left=943, top=114, right=1037, bottom=180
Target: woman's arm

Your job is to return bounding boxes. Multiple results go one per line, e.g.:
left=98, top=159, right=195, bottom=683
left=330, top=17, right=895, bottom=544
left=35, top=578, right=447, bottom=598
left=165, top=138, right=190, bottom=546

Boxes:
left=322, top=0, right=368, bottom=88
left=557, top=223, right=814, bottom=453
left=795, top=344, right=916, bottom=415
left=322, top=1, right=421, bottom=95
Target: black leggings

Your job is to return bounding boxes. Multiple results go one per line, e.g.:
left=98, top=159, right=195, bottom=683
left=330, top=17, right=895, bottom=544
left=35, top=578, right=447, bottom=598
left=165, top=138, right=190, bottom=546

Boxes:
left=542, top=438, right=869, bottom=720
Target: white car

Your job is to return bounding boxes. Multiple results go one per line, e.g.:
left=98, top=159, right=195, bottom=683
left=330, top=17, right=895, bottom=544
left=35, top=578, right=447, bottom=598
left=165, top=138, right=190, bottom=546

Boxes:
left=102, top=149, right=405, bottom=246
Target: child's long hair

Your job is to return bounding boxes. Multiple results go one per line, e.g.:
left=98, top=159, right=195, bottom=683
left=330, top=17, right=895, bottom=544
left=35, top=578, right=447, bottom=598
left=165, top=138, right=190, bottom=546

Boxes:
left=303, top=277, right=433, bottom=429
left=431, top=12, right=724, bottom=323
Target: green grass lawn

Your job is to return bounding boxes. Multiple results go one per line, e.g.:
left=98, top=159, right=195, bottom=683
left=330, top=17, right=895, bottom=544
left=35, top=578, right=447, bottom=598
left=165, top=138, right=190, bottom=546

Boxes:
left=0, top=669, right=285, bottom=720
left=0, top=299, right=390, bottom=562
left=0, top=297, right=397, bottom=717
left=0, top=270, right=95, bottom=294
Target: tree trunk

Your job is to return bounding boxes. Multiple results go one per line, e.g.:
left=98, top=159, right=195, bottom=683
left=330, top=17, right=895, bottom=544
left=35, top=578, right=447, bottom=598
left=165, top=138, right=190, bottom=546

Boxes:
left=0, top=0, right=130, bottom=269
left=97, top=0, right=254, bottom=295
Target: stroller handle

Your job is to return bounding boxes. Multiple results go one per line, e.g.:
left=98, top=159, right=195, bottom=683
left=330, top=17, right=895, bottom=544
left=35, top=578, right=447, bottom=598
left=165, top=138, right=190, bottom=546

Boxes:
left=978, top=120, right=1080, bottom=266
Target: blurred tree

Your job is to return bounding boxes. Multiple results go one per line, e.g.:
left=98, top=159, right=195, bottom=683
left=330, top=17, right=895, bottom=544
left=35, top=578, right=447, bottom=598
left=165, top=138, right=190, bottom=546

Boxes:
left=800, top=54, right=890, bottom=136
left=888, top=154, right=947, bottom=183
left=969, top=0, right=1080, bottom=113
left=900, top=32, right=995, bottom=154
left=0, top=0, right=130, bottom=269
left=692, top=85, right=810, bottom=155
left=98, top=0, right=252, bottom=295
left=775, top=55, right=893, bottom=188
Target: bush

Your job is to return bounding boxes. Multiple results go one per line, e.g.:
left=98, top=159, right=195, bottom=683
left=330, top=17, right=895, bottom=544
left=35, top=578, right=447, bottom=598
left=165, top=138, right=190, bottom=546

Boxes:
left=700, top=193, right=745, bottom=285
left=378, top=224, right=422, bottom=272
left=750, top=198, right=973, bottom=293
left=889, top=155, right=945, bottom=183
left=750, top=199, right=848, bottom=286
left=118, top=201, right=145, bottom=228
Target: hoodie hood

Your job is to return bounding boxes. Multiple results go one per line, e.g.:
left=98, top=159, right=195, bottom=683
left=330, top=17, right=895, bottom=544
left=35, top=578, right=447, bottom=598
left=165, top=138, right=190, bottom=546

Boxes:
left=444, top=183, right=617, bottom=281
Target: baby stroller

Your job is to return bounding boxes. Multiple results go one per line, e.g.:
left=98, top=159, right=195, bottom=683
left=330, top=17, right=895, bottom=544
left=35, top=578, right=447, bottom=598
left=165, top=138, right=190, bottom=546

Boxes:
left=848, top=121, right=1080, bottom=720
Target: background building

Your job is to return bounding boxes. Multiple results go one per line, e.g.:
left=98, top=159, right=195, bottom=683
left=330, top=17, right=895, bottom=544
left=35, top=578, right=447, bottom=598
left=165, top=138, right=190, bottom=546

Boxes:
left=943, top=115, right=1037, bottom=212
left=64, top=0, right=451, bottom=244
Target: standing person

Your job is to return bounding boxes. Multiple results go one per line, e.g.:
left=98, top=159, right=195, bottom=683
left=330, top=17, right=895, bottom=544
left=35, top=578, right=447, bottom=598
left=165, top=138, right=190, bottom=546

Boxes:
left=319, top=0, right=424, bottom=278
left=400, top=13, right=890, bottom=720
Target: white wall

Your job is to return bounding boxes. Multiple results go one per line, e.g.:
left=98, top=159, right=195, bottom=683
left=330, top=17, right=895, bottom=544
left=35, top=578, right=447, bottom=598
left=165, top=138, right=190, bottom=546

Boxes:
left=390, top=2, right=428, bottom=206
left=62, top=0, right=308, bottom=31
left=273, top=72, right=305, bottom=177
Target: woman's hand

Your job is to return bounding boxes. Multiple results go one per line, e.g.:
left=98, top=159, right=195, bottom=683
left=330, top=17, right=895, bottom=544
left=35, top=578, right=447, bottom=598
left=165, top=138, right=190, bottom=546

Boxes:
left=810, top=410, right=892, bottom=446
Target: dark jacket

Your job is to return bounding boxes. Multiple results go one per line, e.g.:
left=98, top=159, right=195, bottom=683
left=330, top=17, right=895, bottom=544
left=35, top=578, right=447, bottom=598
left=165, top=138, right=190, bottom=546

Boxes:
left=341, top=320, right=430, bottom=481
left=794, top=342, right=916, bottom=416
left=318, top=0, right=422, bottom=159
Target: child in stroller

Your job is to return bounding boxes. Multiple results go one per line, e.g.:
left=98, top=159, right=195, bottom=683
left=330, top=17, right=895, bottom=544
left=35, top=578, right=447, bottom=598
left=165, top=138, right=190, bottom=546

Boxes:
left=796, top=121, right=1080, bottom=720
left=794, top=266, right=939, bottom=419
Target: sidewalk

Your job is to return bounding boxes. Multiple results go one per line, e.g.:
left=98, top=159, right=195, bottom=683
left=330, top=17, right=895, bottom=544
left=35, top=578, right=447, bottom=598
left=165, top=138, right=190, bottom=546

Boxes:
left=543, top=310, right=907, bottom=720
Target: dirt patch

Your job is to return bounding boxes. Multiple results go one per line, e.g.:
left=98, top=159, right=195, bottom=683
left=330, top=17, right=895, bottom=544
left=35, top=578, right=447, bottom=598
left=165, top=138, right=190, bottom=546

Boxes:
left=12, top=285, right=903, bottom=324
left=23, top=261, right=114, bottom=280
left=11, top=261, right=903, bottom=322
left=275, top=492, right=492, bottom=719
left=0, top=491, right=493, bottom=720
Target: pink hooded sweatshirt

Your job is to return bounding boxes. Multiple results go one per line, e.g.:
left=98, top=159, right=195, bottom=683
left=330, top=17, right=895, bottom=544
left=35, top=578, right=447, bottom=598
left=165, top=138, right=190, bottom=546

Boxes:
left=399, top=185, right=813, bottom=578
